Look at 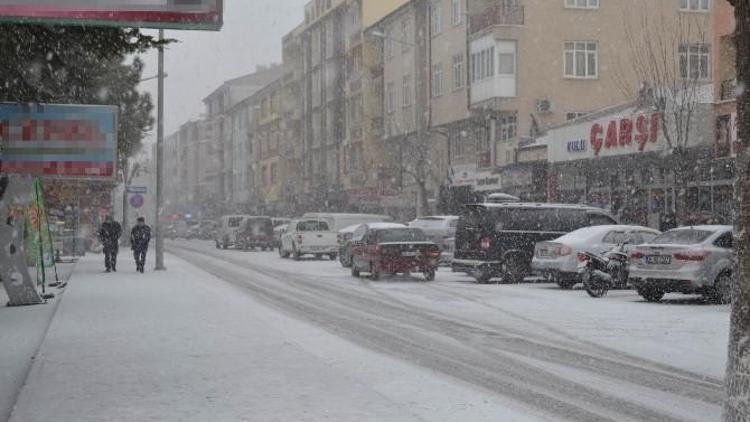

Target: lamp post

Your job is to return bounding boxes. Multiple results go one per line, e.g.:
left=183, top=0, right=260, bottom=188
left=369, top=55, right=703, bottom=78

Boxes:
left=155, top=29, right=166, bottom=271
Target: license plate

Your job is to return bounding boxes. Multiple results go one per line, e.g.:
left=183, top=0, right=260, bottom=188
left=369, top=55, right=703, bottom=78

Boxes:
left=402, top=251, right=418, bottom=257
left=538, top=249, right=551, bottom=257
left=646, top=255, right=671, bottom=265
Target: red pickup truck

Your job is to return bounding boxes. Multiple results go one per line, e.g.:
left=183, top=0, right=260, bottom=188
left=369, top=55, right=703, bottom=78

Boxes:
left=350, top=225, right=440, bottom=281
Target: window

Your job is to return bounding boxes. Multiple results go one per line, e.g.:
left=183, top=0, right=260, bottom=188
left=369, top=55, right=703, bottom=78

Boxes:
left=431, top=2, right=443, bottom=35
left=498, top=52, right=515, bottom=75
left=499, top=114, right=517, bottom=141
left=565, top=0, right=599, bottom=8
left=679, top=0, right=710, bottom=12
left=714, top=232, right=734, bottom=249
left=432, top=63, right=444, bottom=97
left=564, top=42, right=598, bottom=78
left=402, top=75, right=412, bottom=106
left=385, top=82, right=395, bottom=113
left=401, top=19, right=411, bottom=53
left=471, top=46, right=495, bottom=82
left=451, top=0, right=463, bottom=25
left=385, top=30, right=394, bottom=59
left=452, top=53, right=464, bottom=89
left=566, top=112, right=588, bottom=120
left=679, top=44, right=710, bottom=80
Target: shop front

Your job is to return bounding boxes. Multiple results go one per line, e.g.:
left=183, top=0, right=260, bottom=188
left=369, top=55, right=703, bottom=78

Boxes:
left=545, top=102, right=727, bottom=229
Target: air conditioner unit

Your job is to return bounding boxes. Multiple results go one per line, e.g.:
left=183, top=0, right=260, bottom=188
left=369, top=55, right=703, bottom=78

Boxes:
left=536, top=99, right=553, bottom=114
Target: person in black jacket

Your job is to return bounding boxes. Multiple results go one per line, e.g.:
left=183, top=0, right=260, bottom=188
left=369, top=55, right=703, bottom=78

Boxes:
left=130, top=217, right=151, bottom=273
left=98, top=216, right=122, bottom=272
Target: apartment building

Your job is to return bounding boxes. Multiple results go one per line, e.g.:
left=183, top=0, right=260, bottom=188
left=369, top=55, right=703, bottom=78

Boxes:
left=300, top=0, right=348, bottom=211
left=465, top=0, right=716, bottom=197
left=250, top=78, right=283, bottom=215
left=280, top=24, right=305, bottom=216
left=202, top=64, right=282, bottom=212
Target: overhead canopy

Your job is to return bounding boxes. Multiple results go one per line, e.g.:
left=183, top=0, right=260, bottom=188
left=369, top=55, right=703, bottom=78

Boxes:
left=0, top=0, right=223, bottom=31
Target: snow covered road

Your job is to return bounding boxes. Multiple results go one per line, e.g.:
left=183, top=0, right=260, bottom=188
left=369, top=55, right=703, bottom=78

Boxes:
left=167, top=239, right=730, bottom=422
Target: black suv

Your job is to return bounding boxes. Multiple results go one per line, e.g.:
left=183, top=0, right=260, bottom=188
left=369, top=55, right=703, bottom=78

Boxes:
left=452, top=203, right=616, bottom=283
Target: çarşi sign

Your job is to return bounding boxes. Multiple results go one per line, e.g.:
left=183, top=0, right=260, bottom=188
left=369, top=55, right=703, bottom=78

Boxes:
left=590, top=113, right=660, bottom=157
left=0, top=103, right=118, bottom=180
left=0, top=0, right=223, bottom=31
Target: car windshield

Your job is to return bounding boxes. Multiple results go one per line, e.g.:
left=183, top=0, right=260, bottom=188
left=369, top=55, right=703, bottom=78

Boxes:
left=297, top=220, right=329, bottom=231
left=650, top=229, right=713, bottom=245
left=376, top=229, right=427, bottom=243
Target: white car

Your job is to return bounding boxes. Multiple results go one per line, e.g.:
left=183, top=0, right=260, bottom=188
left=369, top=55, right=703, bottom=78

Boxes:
left=532, top=225, right=661, bottom=289
left=408, top=216, right=459, bottom=253
left=628, top=225, right=734, bottom=303
left=279, top=219, right=339, bottom=260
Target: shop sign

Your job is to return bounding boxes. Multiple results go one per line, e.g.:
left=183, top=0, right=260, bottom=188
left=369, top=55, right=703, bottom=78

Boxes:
left=450, top=164, right=477, bottom=187
left=589, top=113, right=659, bottom=157
left=566, top=139, right=587, bottom=154
left=475, top=171, right=502, bottom=191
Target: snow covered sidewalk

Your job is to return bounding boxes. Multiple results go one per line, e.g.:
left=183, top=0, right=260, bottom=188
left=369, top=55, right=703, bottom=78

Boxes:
left=7, top=253, right=550, bottom=422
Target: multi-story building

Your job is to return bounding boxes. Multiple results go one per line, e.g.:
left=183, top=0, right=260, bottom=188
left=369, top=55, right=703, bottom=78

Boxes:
left=280, top=24, right=305, bottom=216
left=465, top=0, right=717, bottom=198
left=202, top=64, right=282, bottom=212
left=250, top=78, right=284, bottom=215
left=300, top=0, right=348, bottom=211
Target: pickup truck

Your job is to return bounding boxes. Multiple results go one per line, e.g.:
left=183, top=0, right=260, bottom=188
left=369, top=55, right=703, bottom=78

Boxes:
left=279, top=219, right=339, bottom=261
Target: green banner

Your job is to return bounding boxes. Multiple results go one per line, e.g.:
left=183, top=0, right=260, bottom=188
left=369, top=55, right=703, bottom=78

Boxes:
left=26, top=178, right=54, bottom=288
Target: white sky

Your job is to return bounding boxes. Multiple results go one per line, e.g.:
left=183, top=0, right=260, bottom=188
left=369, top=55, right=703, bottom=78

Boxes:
left=138, top=0, right=307, bottom=146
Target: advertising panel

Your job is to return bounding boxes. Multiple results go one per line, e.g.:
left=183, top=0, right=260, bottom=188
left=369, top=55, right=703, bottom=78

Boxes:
left=0, top=0, right=223, bottom=30
left=0, top=103, right=118, bottom=181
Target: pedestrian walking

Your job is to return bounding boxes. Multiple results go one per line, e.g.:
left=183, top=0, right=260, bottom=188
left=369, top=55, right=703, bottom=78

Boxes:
left=98, top=216, right=122, bottom=272
left=130, top=217, right=151, bottom=273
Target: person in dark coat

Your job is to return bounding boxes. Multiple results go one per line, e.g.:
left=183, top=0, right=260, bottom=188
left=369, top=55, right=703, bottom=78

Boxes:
left=98, top=216, right=122, bottom=272
left=130, top=217, right=151, bottom=273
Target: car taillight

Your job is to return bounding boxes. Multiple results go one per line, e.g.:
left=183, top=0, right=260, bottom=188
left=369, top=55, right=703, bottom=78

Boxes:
left=577, top=253, right=589, bottom=262
left=427, top=248, right=441, bottom=257
left=480, top=237, right=491, bottom=250
left=631, top=251, right=644, bottom=259
left=297, top=234, right=303, bottom=244
left=675, top=251, right=710, bottom=262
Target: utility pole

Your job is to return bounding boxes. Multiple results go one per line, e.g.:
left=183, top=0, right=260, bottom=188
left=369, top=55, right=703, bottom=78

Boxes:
left=155, top=29, right=166, bottom=271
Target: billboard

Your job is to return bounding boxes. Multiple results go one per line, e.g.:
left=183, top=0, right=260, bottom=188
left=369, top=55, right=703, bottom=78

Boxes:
left=0, top=0, right=223, bottom=31
left=0, top=103, right=118, bottom=181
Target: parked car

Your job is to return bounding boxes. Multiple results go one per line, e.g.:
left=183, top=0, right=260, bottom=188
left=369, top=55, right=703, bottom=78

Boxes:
left=273, top=223, right=288, bottom=250
left=236, top=216, right=275, bottom=251
left=350, top=225, right=441, bottom=281
left=279, top=219, right=338, bottom=260
left=338, top=222, right=406, bottom=268
left=452, top=203, right=617, bottom=283
left=302, top=213, right=393, bottom=232
left=532, top=225, right=660, bottom=289
left=408, top=216, right=459, bottom=256
left=197, top=220, right=218, bottom=240
left=628, top=225, right=734, bottom=303
left=215, top=215, right=251, bottom=249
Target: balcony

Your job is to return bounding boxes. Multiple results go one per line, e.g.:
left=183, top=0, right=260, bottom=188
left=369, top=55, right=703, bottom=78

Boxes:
left=720, top=79, right=737, bottom=101
left=469, top=4, right=524, bottom=35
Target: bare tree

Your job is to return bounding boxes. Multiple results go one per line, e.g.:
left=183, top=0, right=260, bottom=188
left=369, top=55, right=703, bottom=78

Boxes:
left=725, top=1, right=750, bottom=420
left=614, top=1, right=711, bottom=223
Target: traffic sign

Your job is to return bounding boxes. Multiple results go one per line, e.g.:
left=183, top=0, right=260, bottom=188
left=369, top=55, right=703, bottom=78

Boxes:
left=130, top=194, right=145, bottom=209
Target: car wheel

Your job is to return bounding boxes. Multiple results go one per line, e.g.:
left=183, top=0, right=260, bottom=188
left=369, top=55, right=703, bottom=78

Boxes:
left=474, top=269, right=492, bottom=284
left=503, top=260, right=527, bottom=284
left=215, top=241, right=220, bottom=249
left=557, top=279, right=577, bottom=290
left=278, top=247, right=287, bottom=258
left=637, top=285, right=665, bottom=303
left=424, top=269, right=436, bottom=281
left=351, top=265, right=360, bottom=278
left=707, top=272, right=732, bottom=304
left=222, top=237, right=229, bottom=250
left=293, top=247, right=302, bottom=261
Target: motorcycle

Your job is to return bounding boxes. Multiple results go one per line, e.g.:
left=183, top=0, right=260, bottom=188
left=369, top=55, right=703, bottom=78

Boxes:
left=577, top=243, right=630, bottom=298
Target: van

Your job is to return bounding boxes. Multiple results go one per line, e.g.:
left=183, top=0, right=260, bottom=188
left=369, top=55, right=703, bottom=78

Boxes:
left=302, top=213, right=393, bottom=232
left=215, top=215, right=252, bottom=249
left=452, top=203, right=616, bottom=283
left=236, top=216, right=275, bottom=251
